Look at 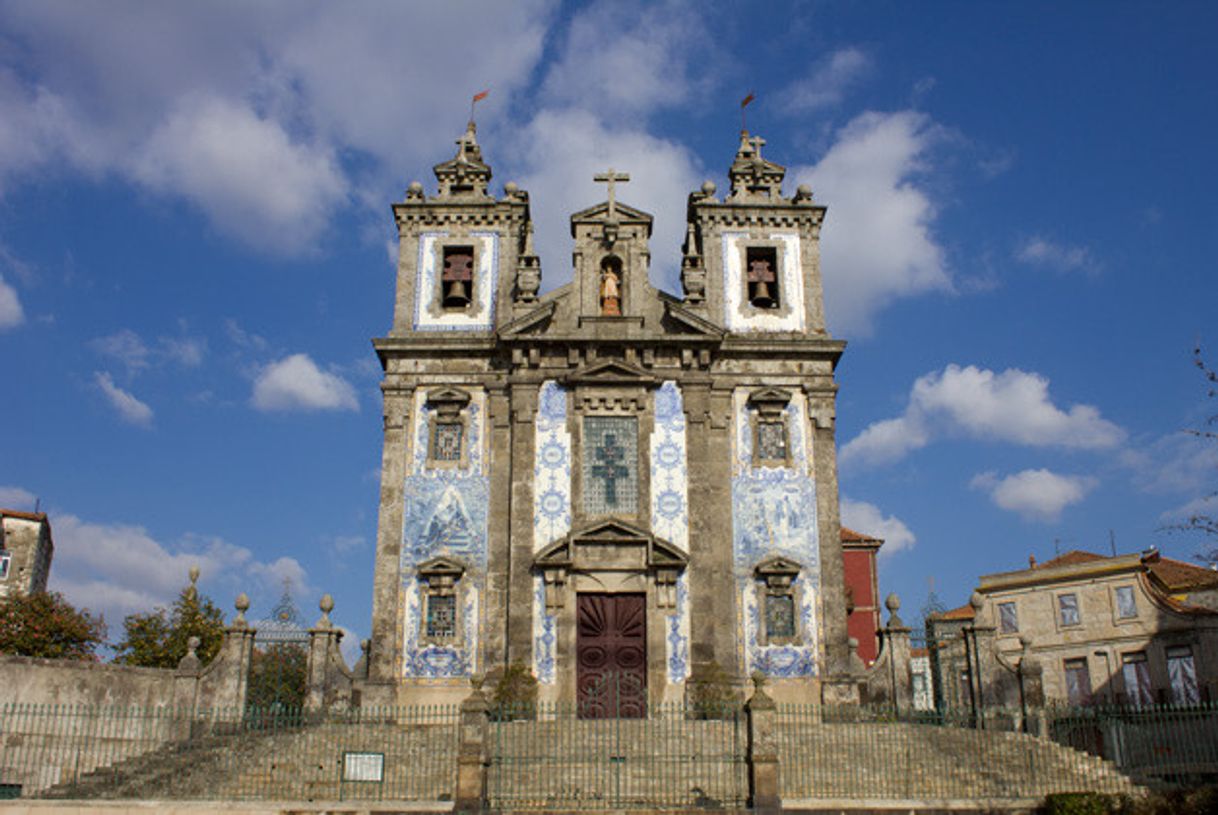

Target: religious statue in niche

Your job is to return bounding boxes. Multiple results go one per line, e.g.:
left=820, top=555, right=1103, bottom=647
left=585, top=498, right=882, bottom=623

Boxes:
left=600, top=257, right=622, bottom=316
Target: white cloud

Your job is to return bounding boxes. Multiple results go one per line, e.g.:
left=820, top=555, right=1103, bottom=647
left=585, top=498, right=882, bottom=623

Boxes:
left=1160, top=493, right=1218, bottom=524
left=1016, top=237, right=1097, bottom=273
left=47, top=512, right=312, bottom=629
left=0, top=485, right=38, bottom=511
left=782, top=48, right=871, bottom=114
left=971, top=469, right=1097, bottom=522
left=507, top=109, right=703, bottom=294
left=159, top=335, right=206, bottom=367
left=133, top=95, right=348, bottom=254
left=91, top=329, right=151, bottom=374
left=252, top=353, right=358, bottom=412
left=1123, top=431, right=1218, bottom=496
left=842, top=364, right=1126, bottom=468
left=791, top=111, right=951, bottom=335
left=0, top=274, right=24, bottom=329
left=840, top=497, right=917, bottom=556
left=540, top=0, right=709, bottom=120
left=94, top=371, right=154, bottom=426
left=0, top=3, right=555, bottom=252
left=333, top=535, right=365, bottom=554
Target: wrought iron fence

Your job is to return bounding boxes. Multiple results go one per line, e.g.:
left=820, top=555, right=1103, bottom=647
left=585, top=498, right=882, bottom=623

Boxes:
left=487, top=699, right=747, bottom=810
left=776, top=704, right=1140, bottom=800
left=0, top=703, right=457, bottom=802
left=1046, top=702, right=1218, bottom=785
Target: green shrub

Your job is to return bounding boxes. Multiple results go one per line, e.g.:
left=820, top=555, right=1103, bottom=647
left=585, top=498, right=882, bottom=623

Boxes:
left=1042, top=792, right=1121, bottom=815
left=488, top=662, right=538, bottom=718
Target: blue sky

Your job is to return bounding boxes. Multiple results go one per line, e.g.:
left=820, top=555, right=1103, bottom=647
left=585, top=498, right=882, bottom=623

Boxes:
left=2, top=1, right=1217, bottom=651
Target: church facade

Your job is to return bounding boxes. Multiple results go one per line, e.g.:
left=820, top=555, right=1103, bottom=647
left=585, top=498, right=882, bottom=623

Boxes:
left=364, top=124, right=852, bottom=707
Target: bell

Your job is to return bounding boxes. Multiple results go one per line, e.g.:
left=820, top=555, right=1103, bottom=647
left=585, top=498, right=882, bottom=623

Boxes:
left=751, top=280, right=776, bottom=308
left=443, top=279, right=470, bottom=308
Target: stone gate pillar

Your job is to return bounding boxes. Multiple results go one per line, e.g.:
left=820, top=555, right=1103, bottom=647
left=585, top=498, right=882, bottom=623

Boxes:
left=746, top=673, right=780, bottom=814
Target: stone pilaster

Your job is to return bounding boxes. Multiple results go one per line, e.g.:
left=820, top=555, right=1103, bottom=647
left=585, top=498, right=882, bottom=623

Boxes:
left=746, top=674, right=780, bottom=814
left=483, top=386, right=513, bottom=673
left=506, top=382, right=538, bottom=665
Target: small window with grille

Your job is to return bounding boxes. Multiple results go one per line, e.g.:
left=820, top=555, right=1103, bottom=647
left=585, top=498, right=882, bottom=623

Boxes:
left=764, top=594, right=796, bottom=639
left=756, top=421, right=788, bottom=463
left=425, top=594, right=457, bottom=639
left=441, top=246, right=474, bottom=309
left=431, top=422, right=464, bottom=462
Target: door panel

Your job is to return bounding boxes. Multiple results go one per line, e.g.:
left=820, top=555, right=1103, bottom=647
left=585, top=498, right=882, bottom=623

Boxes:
left=576, top=593, right=646, bottom=718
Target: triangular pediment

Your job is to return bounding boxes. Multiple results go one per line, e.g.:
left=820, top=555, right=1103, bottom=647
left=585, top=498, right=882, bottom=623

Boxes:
left=560, top=360, right=659, bottom=388
left=571, top=518, right=651, bottom=542
left=748, top=387, right=793, bottom=406
left=570, top=201, right=653, bottom=226
left=755, top=555, right=802, bottom=577
left=425, top=387, right=471, bottom=405
left=663, top=302, right=726, bottom=338
left=416, top=555, right=467, bottom=577
left=498, top=300, right=557, bottom=337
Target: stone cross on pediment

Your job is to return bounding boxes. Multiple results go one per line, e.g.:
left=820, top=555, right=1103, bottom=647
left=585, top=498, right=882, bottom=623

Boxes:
left=749, top=135, right=766, bottom=157
left=593, top=168, right=630, bottom=219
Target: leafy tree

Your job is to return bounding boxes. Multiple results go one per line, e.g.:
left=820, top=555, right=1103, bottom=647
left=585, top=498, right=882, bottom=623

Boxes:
left=113, top=567, right=225, bottom=668
left=0, top=591, right=107, bottom=660
left=1172, top=347, right=1218, bottom=561
left=246, top=643, right=308, bottom=711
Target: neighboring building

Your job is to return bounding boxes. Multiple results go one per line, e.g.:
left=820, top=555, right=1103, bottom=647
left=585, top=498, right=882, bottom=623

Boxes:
left=841, top=527, right=883, bottom=666
left=942, top=549, right=1218, bottom=708
left=925, top=602, right=978, bottom=713
left=364, top=123, right=854, bottom=708
left=910, top=647, right=934, bottom=711
left=0, top=510, right=53, bottom=600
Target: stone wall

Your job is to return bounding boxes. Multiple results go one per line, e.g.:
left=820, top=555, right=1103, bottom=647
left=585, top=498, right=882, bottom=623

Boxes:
left=0, top=655, right=183, bottom=708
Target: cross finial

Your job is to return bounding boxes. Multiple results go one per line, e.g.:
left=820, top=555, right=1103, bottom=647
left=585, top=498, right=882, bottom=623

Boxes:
left=748, top=135, right=766, bottom=158
left=593, top=168, right=630, bottom=219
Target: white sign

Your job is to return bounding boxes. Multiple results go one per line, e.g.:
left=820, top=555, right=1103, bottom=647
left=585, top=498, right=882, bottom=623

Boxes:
left=343, top=752, right=384, bottom=782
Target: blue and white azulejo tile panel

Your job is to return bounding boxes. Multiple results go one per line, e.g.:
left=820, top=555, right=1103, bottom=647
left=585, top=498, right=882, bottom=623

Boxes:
left=402, top=580, right=481, bottom=679
left=533, top=381, right=572, bottom=551
left=400, top=387, right=489, bottom=679
left=532, top=576, right=557, bottom=685
left=730, top=387, right=820, bottom=677
left=412, top=231, right=499, bottom=331
left=667, top=573, right=691, bottom=684
left=720, top=231, right=804, bottom=333
left=650, top=381, right=689, bottom=552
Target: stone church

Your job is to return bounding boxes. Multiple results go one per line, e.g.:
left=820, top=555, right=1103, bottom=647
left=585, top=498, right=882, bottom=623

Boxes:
left=363, top=123, right=853, bottom=708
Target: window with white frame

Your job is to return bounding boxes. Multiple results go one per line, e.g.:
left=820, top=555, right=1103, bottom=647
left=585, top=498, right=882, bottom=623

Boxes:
left=1058, top=593, right=1081, bottom=627
left=1122, top=652, right=1154, bottom=706
left=1114, top=585, right=1138, bottom=619
left=1167, top=646, right=1200, bottom=705
left=998, top=601, right=1019, bottom=634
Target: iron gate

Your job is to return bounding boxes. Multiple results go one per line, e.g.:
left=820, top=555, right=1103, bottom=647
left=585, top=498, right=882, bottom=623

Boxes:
left=487, top=673, right=747, bottom=810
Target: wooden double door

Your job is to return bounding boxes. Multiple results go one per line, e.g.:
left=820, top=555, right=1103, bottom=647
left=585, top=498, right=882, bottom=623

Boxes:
left=576, top=593, right=646, bottom=719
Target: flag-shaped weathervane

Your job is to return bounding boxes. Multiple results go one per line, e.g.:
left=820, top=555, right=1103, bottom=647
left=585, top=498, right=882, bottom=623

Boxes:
left=740, top=91, right=756, bottom=132
left=470, top=89, right=490, bottom=124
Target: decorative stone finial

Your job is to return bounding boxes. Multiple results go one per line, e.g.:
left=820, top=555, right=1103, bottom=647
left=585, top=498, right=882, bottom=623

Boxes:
left=1018, top=635, right=1032, bottom=652
left=847, top=636, right=860, bottom=652
left=187, top=636, right=200, bottom=657
left=176, top=635, right=202, bottom=674
left=794, top=183, right=813, bottom=202
left=969, top=591, right=985, bottom=612
left=189, top=564, right=200, bottom=584
left=470, top=673, right=486, bottom=691
left=503, top=181, right=518, bottom=195
left=406, top=180, right=424, bottom=200
left=751, top=670, right=767, bottom=691
left=885, top=593, right=900, bottom=613
left=317, top=593, right=334, bottom=628
left=234, top=592, right=250, bottom=627
left=701, top=180, right=717, bottom=196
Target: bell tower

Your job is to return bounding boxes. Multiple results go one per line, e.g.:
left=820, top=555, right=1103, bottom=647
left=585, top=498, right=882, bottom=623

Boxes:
left=569, top=169, right=654, bottom=323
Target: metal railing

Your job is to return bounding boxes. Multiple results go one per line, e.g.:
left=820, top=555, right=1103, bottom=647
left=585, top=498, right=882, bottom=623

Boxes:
left=1046, top=701, right=1218, bottom=785
left=777, top=703, right=1140, bottom=800
left=487, top=700, right=747, bottom=810
left=0, top=703, right=458, bottom=802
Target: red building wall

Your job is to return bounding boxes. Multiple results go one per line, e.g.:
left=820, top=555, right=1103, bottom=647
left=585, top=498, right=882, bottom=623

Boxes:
left=841, top=529, right=883, bottom=666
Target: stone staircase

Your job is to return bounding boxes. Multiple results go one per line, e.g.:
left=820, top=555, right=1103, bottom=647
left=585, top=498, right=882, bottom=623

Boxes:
left=777, top=720, right=1140, bottom=801
left=41, top=720, right=455, bottom=802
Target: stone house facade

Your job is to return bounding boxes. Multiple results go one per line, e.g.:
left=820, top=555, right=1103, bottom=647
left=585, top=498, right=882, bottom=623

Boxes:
left=363, top=124, right=853, bottom=708
left=930, top=549, right=1218, bottom=711
left=0, top=509, right=53, bottom=600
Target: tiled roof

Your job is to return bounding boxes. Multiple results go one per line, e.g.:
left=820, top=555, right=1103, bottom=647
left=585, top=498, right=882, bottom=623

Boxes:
left=1034, top=550, right=1107, bottom=569
left=1149, top=557, right=1218, bottom=592
left=0, top=509, right=48, bottom=523
left=931, top=603, right=975, bottom=621
left=841, top=526, right=882, bottom=543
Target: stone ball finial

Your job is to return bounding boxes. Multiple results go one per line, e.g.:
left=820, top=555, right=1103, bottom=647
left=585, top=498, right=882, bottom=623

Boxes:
left=847, top=636, right=860, bottom=651
left=320, top=593, right=334, bottom=614
left=234, top=592, right=250, bottom=627
left=701, top=180, right=717, bottom=196
left=187, top=635, right=200, bottom=656
left=1018, top=635, right=1032, bottom=651
left=503, top=181, right=518, bottom=195
left=969, top=591, right=985, bottom=611
left=794, top=183, right=813, bottom=202
left=360, top=638, right=370, bottom=653
left=884, top=593, right=901, bottom=613
left=188, top=564, right=200, bottom=584
left=407, top=180, right=424, bottom=199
